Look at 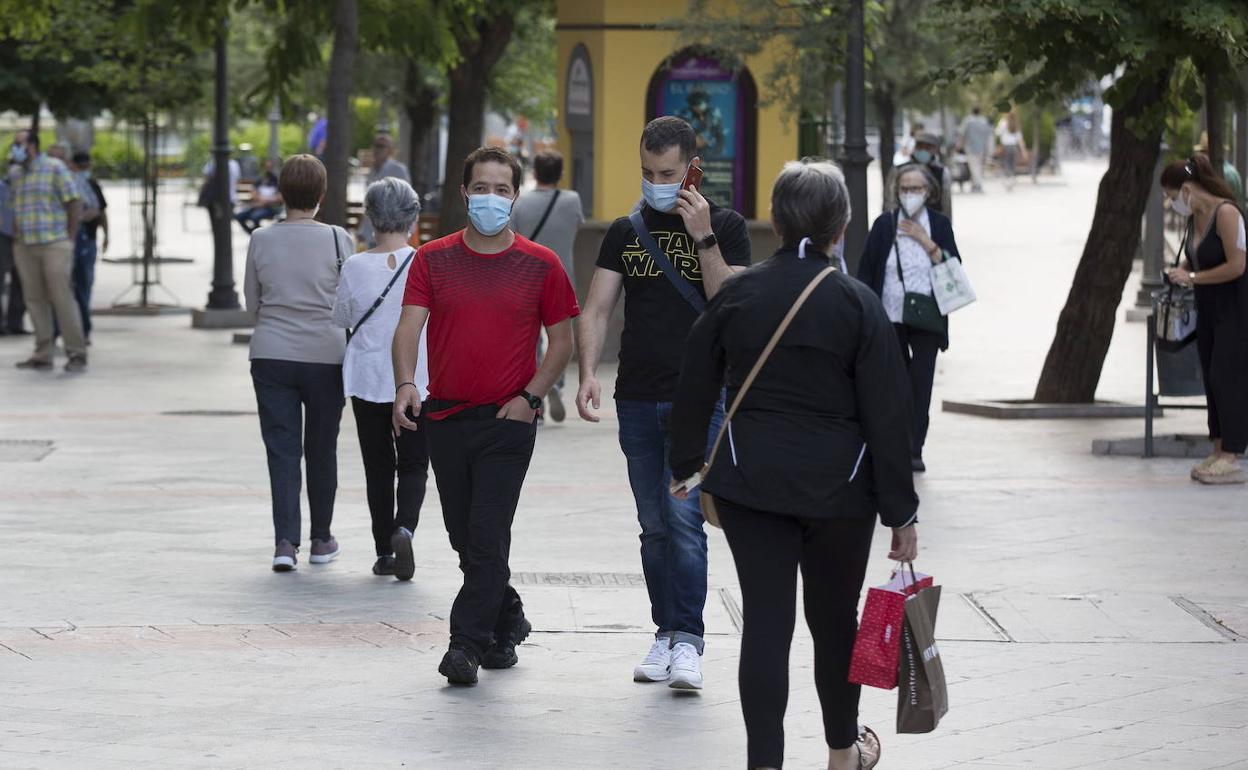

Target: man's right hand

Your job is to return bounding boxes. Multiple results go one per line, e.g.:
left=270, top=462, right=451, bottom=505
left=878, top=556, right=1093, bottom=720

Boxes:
left=576, top=376, right=601, bottom=423
left=392, top=384, right=422, bottom=435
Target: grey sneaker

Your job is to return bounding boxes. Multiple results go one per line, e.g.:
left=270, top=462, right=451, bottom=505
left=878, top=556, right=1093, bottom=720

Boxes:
left=64, top=355, right=88, bottom=373
left=15, top=358, right=53, bottom=370
left=272, top=539, right=297, bottom=572
left=391, top=527, right=415, bottom=581
left=309, top=536, right=340, bottom=564
left=547, top=386, right=566, bottom=423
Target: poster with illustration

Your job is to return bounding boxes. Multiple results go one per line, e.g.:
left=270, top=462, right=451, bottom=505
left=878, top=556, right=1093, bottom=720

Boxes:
left=656, top=57, right=744, bottom=212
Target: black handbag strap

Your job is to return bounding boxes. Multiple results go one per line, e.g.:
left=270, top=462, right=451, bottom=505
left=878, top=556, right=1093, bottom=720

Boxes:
left=349, top=249, right=415, bottom=340
left=528, top=189, right=561, bottom=241
left=629, top=209, right=707, bottom=314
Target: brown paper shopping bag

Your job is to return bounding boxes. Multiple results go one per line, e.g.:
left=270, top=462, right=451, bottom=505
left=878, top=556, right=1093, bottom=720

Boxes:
left=896, top=584, right=948, bottom=734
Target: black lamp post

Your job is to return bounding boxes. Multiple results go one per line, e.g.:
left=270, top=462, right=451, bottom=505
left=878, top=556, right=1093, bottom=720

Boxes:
left=206, top=18, right=238, bottom=311
left=839, top=0, right=872, bottom=273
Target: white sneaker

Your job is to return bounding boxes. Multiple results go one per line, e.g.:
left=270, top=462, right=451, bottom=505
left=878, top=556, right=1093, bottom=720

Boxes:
left=633, top=637, right=672, bottom=682
left=668, top=642, right=703, bottom=690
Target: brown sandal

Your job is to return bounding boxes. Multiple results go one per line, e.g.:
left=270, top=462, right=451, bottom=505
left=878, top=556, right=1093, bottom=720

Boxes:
left=856, top=725, right=881, bottom=769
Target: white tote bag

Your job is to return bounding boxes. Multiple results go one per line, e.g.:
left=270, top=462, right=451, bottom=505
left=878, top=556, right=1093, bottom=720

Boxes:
left=930, top=257, right=976, bottom=315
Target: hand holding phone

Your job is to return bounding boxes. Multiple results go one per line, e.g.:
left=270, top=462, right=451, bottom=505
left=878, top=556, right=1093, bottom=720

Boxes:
left=682, top=160, right=703, bottom=192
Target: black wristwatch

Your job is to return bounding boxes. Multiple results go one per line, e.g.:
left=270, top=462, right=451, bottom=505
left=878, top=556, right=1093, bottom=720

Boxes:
left=695, top=232, right=718, bottom=250
left=519, top=390, right=543, bottom=411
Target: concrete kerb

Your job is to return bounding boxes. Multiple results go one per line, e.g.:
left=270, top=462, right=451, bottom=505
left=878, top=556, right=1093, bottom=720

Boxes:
left=942, top=399, right=1153, bottom=419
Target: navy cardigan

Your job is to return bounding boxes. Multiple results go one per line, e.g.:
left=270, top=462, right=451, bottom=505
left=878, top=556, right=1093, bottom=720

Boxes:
left=855, top=207, right=962, bottom=350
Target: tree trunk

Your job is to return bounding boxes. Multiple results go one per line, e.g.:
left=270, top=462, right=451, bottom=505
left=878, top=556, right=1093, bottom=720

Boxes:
left=321, top=0, right=358, bottom=227
left=874, top=88, right=896, bottom=203
left=403, top=60, right=440, bottom=198
left=1033, top=69, right=1171, bottom=403
left=437, top=12, right=516, bottom=236
left=1205, top=67, right=1226, bottom=176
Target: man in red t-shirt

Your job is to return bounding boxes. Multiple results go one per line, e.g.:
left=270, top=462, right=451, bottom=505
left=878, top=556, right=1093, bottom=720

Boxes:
left=392, top=147, right=579, bottom=685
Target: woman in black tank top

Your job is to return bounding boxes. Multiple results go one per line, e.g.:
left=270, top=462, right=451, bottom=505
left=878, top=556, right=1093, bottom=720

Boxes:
left=1160, top=154, right=1248, bottom=484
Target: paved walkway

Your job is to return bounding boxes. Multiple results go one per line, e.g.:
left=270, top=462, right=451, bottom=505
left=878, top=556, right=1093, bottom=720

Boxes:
left=1, top=162, right=1246, bottom=769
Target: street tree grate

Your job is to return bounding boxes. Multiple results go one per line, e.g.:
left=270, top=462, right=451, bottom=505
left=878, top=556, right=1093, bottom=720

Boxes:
left=161, top=410, right=256, bottom=417
left=512, top=572, right=646, bottom=587
left=0, top=440, right=55, bottom=462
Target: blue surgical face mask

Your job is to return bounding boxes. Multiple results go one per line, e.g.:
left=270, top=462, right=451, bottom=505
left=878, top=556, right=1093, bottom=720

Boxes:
left=641, top=177, right=682, bottom=212
left=912, top=149, right=933, bottom=165
left=466, top=193, right=514, bottom=236
left=9, top=143, right=27, bottom=163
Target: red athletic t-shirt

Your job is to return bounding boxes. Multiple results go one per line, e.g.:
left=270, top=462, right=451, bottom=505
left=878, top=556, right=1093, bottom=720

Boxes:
left=402, top=230, right=580, bottom=419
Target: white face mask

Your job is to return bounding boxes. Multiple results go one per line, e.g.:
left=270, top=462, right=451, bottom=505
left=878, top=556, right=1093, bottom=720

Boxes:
left=900, top=192, right=926, bottom=216
left=1170, top=188, right=1192, bottom=217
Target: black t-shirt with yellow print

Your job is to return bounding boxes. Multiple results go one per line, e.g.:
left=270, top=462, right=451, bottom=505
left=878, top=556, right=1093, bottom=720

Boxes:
left=596, top=201, right=751, bottom=401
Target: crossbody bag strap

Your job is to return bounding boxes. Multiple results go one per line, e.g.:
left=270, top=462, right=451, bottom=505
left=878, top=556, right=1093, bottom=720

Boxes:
left=350, top=249, right=415, bottom=340
left=704, top=265, right=838, bottom=469
left=891, top=210, right=910, bottom=293
left=629, top=210, right=707, bottom=314
left=528, top=189, right=561, bottom=241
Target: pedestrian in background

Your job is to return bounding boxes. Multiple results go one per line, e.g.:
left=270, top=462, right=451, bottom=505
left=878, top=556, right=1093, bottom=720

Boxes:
left=357, top=133, right=411, bottom=248
left=857, top=162, right=963, bottom=473
left=955, top=106, right=994, bottom=193
left=669, top=159, right=918, bottom=770
left=1161, top=154, right=1248, bottom=484
left=244, top=154, right=352, bottom=571
left=234, top=158, right=283, bottom=234
left=911, top=132, right=953, bottom=218
left=1193, top=133, right=1244, bottom=204
left=69, top=151, right=107, bottom=342
left=332, top=177, right=430, bottom=580
left=511, top=148, right=584, bottom=422
left=995, top=111, right=1027, bottom=191
left=8, top=129, right=87, bottom=372
left=0, top=176, right=28, bottom=335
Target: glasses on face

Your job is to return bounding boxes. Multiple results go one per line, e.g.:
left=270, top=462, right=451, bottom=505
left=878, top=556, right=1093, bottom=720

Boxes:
left=899, top=185, right=927, bottom=195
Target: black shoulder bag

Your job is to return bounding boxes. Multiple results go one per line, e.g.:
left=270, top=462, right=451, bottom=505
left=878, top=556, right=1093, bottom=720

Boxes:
left=894, top=212, right=947, bottom=336
left=628, top=210, right=707, bottom=314
left=528, top=189, right=561, bottom=241
left=347, top=249, right=415, bottom=343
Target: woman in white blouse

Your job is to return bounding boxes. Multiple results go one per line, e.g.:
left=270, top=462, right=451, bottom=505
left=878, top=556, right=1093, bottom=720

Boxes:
left=856, top=163, right=964, bottom=473
left=332, top=177, right=429, bottom=580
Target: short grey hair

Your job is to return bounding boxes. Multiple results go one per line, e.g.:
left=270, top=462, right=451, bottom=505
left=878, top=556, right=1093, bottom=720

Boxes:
left=364, top=177, right=421, bottom=235
left=888, top=162, right=940, bottom=211
left=770, top=158, right=851, bottom=252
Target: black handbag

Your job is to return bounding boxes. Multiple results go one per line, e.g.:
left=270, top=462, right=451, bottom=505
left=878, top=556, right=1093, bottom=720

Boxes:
left=894, top=214, right=947, bottom=336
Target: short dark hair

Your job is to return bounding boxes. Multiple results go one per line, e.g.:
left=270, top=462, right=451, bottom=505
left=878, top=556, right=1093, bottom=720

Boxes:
left=533, top=149, right=564, bottom=185
left=641, top=116, right=696, bottom=161
left=72, top=151, right=91, bottom=166
left=278, top=154, right=327, bottom=210
left=462, top=146, right=522, bottom=191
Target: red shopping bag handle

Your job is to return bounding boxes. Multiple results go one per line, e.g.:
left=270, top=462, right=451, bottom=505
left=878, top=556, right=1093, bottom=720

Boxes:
left=897, top=561, right=919, bottom=593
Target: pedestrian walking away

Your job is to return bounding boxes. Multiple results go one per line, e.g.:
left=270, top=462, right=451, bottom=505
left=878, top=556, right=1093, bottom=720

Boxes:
left=955, top=106, right=994, bottom=194
left=996, top=111, right=1027, bottom=191
left=244, top=154, right=352, bottom=571
left=332, top=177, right=431, bottom=580
left=511, top=148, right=584, bottom=422
left=1160, top=154, right=1248, bottom=484
left=576, top=116, right=751, bottom=691
left=669, top=159, right=918, bottom=770
left=857, top=162, right=964, bottom=473
left=392, top=146, right=579, bottom=686
left=8, top=129, right=87, bottom=372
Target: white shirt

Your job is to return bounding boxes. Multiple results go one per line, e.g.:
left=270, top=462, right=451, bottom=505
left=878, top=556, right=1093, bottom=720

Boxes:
left=995, top=119, right=1022, bottom=147
left=332, top=247, right=428, bottom=404
left=881, top=208, right=934, bottom=324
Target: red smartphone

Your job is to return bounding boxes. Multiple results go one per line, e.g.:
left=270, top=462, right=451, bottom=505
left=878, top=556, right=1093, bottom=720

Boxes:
left=682, top=163, right=703, bottom=192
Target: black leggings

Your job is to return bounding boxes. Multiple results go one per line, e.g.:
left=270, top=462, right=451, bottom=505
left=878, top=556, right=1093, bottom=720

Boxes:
left=1196, top=318, right=1248, bottom=454
left=717, top=498, right=876, bottom=769
left=350, top=397, right=429, bottom=556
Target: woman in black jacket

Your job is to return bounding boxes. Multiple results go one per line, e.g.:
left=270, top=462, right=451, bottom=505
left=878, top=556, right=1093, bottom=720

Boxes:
left=669, top=159, right=918, bottom=770
left=857, top=163, right=962, bottom=472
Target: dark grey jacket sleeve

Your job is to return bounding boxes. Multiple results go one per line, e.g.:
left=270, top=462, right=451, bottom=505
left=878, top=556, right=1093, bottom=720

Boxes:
left=852, top=287, right=919, bottom=527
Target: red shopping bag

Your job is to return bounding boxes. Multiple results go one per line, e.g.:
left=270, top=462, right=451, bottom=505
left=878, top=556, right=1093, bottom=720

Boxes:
left=848, top=567, right=933, bottom=690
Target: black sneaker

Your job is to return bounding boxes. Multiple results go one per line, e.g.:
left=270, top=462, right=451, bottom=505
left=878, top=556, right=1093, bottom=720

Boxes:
left=438, top=646, right=480, bottom=685
left=372, top=555, right=396, bottom=576
left=391, top=527, right=415, bottom=582
left=482, top=617, right=533, bottom=670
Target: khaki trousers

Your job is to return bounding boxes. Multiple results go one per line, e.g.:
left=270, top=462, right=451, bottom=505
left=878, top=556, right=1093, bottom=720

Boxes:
left=13, top=239, right=86, bottom=360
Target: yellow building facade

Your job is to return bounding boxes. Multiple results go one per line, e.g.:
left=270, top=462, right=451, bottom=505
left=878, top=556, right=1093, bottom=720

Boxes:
left=555, top=0, right=797, bottom=223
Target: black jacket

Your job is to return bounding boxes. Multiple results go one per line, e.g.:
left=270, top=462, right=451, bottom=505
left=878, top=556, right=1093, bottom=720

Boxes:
left=669, top=247, right=919, bottom=527
left=856, top=207, right=961, bottom=350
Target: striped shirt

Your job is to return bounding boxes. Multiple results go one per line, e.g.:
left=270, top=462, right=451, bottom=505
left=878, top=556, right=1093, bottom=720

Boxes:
left=12, top=155, right=78, bottom=246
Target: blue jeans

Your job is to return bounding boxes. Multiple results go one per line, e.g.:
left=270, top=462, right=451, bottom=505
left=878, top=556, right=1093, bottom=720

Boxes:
left=616, top=398, right=723, bottom=654
left=72, top=229, right=97, bottom=338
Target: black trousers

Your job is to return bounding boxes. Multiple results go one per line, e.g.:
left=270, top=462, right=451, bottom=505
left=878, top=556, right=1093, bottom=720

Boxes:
left=1196, top=316, right=1248, bottom=453
left=350, top=397, right=430, bottom=556
left=0, top=233, right=26, bottom=332
left=893, top=323, right=941, bottom=459
left=425, top=409, right=535, bottom=656
left=717, top=498, right=875, bottom=769
left=250, top=359, right=344, bottom=546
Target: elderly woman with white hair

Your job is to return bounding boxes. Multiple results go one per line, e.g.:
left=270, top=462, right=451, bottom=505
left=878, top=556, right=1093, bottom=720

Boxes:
left=332, top=177, right=430, bottom=581
left=669, top=159, right=919, bottom=770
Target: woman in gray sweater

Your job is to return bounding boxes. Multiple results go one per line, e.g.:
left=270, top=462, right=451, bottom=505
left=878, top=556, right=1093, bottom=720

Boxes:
left=244, top=154, right=354, bottom=572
